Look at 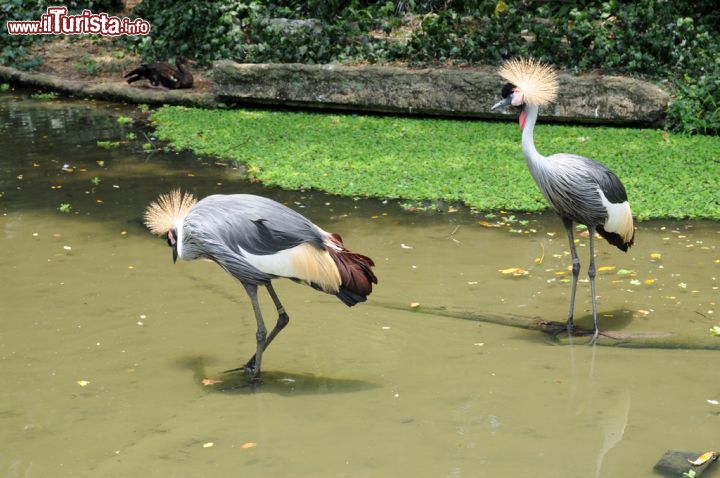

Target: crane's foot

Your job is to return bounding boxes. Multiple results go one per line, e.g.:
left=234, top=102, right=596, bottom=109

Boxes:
left=566, top=318, right=575, bottom=336
left=222, top=358, right=262, bottom=382
left=589, top=328, right=600, bottom=345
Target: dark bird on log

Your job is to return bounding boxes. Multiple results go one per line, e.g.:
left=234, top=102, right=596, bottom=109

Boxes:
left=492, top=58, right=635, bottom=343
left=124, top=55, right=195, bottom=89
left=144, top=190, right=377, bottom=380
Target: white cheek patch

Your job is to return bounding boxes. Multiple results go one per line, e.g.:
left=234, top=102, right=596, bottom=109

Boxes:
left=511, top=90, right=524, bottom=106
left=175, top=219, right=184, bottom=258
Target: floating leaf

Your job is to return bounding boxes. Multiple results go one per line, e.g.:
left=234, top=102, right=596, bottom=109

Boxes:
left=598, top=266, right=616, bottom=272
left=240, top=442, right=257, bottom=449
left=710, top=326, right=720, bottom=337
left=650, top=252, right=662, bottom=260
left=498, top=268, right=529, bottom=277
left=478, top=220, right=498, bottom=228
left=202, top=378, right=223, bottom=386
left=616, top=269, right=635, bottom=276
left=644, top=279, right=656, bottom=285
left=410, top=302, right=420, bottom=308
left=76, top=380, right=90, bottom=387
left=688, top=451, right=716, bottom=466
left=203, top=442, right=214, bottom=448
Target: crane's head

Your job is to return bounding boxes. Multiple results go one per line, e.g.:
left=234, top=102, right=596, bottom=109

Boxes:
left=491, top=58, right=559, bottom=129
left=144, top=189, right=197, bottom=264
left=492, top=82, right=528, bottom=129
left=167, top=227, right=179, bottom=263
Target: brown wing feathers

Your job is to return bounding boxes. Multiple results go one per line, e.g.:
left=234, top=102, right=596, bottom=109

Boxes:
left=326, top=236, right=377, bottom=306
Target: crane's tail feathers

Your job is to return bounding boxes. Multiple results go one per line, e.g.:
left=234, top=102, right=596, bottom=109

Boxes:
left=327, top=242, right=377, bottom=307
left=596, top=225, right=634, bottom=252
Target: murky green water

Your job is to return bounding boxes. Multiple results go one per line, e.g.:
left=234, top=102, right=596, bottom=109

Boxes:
left=1, top=93, right=719, bottom=478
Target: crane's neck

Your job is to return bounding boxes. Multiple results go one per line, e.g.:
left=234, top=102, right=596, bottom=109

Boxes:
left=520, top=104, right=545, bottom=165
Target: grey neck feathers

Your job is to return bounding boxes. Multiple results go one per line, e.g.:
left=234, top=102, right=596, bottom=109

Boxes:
left=521, top=104, right=544, bottom=165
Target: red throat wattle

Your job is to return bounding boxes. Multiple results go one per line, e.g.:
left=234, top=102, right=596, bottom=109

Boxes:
left=519, top=110, right=527, bottom=130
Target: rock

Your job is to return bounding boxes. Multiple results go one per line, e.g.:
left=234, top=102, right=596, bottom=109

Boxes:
left=212, top=61, right=670, bottom=127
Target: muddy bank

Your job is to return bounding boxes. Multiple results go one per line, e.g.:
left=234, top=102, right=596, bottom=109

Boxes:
left=2, top=61, right=670, bottom=127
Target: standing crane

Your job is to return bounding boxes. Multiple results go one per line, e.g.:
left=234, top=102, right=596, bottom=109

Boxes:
left=144, top=190, right=377, bottom=379
left=491, top=58, right=635, bottom=343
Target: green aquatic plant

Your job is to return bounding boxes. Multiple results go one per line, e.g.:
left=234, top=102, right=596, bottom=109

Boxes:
left=30, top=92, right=58, bottom=100
left=96, top=140, right=120, bottom=149
left=117, top=116, right=133, bottom=125
left=151, top=106, right=720, bottom=219
left=58, top=203, right=72, bottom=214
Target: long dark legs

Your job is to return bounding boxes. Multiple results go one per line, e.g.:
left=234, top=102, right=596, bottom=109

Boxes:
left=563, top=217, right=581, bottom=334
left=243, top=283, right=291, bottom=374
left=242, top=282, right=267, bottom=379
left=587, top=230, right=599, bottom=344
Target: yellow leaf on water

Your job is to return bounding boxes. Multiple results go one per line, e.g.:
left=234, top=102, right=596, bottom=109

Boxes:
left=598, top=266, right=616, bottom=272
left=478, top=220, right=498, bottom=228
left=688, top=451, right=716, bottom=466
left=644, top=279, right=656, bottom=285
left=76, top=380, right=90, bottom=387
left=410, top=302, right=420, bottom=308
left=650, top=253, right=662, bottom=260
left=498, top=268, right=529, bottom=277
left=240, top=442, right=257, bottom=449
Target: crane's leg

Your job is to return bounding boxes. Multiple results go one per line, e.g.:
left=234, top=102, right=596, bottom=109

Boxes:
left=241, top=282, right=267, bottom=380
left=588, top=230, right=600, bottom=344
left=243, top=283, right=290, bottom=372
left=563, top=217, right=581, bottom=335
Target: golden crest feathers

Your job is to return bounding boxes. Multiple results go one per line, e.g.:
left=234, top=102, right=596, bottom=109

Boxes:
left=498, top=58, right=559, bottom=106
left=144, top=189, right=197, bottom=236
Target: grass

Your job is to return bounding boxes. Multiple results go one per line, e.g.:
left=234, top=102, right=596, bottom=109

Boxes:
left=151, top=106, right=720, bottom=220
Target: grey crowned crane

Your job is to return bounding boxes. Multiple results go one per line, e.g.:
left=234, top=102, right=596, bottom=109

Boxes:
left=491, top=58, right=635, bottom=343
left=125, top=55, right=195, bottom=89
left=144, top=190, right=377, bottom=379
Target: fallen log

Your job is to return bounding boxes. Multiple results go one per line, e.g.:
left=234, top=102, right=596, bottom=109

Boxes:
left=373, top=301, right=720, bottom=350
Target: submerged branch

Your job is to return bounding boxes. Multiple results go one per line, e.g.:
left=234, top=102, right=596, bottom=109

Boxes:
left=372, top=301, right=720, bottom=350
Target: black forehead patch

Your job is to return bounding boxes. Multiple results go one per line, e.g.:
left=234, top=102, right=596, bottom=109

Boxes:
left=501, top=82, right=515, bottom=98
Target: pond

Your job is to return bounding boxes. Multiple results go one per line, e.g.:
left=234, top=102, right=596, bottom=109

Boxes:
left=1, top=92, right=719, bottom=478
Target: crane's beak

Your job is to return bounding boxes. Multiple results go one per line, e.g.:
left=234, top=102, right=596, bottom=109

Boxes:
left=491, top=97, right=513, bottom=110
left=172, top=244, right=178, bottom=263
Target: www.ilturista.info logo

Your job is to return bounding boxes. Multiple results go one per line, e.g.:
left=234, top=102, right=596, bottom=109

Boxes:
left=6, top=6, right=150, bottom=36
